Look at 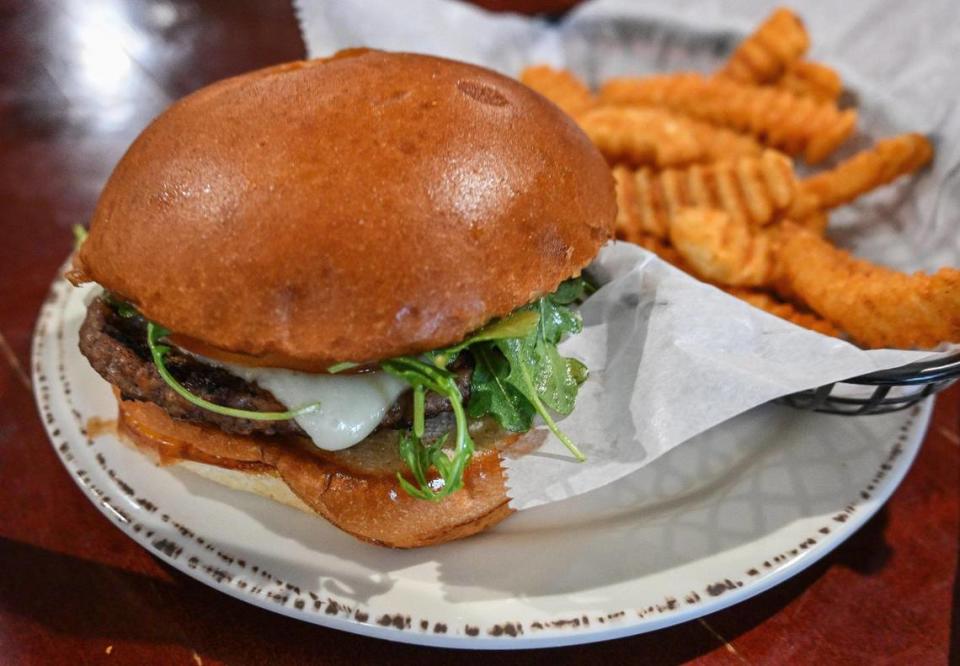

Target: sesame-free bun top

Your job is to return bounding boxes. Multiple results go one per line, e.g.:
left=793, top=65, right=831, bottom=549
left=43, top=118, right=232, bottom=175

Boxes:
left=74, top=50, right=616, bottom=368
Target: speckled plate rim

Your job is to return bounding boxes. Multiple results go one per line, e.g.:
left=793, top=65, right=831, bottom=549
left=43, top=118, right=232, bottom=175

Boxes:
left=32, top=269, right=932, bottom=649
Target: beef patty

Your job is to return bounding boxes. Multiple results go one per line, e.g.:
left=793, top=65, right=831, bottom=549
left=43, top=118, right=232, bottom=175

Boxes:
left=78, top=297, right=471, bottom=438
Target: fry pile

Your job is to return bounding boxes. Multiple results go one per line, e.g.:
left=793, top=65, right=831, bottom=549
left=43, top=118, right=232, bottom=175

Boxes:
left=520, top=7, right=959, bottom=350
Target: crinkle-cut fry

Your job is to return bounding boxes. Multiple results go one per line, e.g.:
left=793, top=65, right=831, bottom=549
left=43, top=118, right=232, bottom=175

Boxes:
left=687, top=118, right=765, bottom=161
left=725, top=287, right=841, bottom=337
left=600, top=73, right=857, bottom=163
left=577, top=106, right=703, bottom=167
left=613, top=165, right=652, bottom=241
left=613, top=164, right=672, bottom=239
left=790, top=133, right=934, bottom=217
left=582, top=104, right=764, bottom=163
left=669, top=207, right=775, bottom=287
left=613, top=150, right=797, bottom=241
left=611, top=171, right=690, bottom=268
left=774, top=223, right=960, bottom=349
left=719, top=8, right=809, bottom=84
left=793, top=209, right=829, bottom=235
left=519, top=65, right=596, bottom=118
left=580, top=106, right=761, bottom=165
left=775, top=60, right=842, bottom=103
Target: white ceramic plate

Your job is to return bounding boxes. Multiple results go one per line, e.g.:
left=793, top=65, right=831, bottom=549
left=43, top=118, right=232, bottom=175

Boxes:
left=34, top=274, right=931, bottom=649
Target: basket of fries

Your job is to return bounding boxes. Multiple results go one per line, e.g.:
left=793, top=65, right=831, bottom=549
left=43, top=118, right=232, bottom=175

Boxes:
left=519, top=7, right=959, bottom=416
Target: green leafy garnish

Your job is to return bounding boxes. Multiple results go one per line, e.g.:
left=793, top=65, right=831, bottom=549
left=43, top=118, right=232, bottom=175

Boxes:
left=145, top=321, right=320, bottom=421
left=467, top=281, right=589, bottom=460
left=72, top=224, right=88, bottom=250
left=326, top=361, right=360, bottom=374
left=105, top=293, right=139, bottom=319
left=468, top=345, right=534, bottom=432
left=380, top=356, right=475, bottom=501
left=429, top=309, right=540, bottom=367
left=549, top=275, right=592, bottom=304
left=384, top=276, right=593, bottom=500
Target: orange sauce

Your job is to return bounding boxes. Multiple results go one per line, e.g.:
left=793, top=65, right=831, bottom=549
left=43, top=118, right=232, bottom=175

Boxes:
left=85, top=417, right=117, bottom=438
left=117, top=400, right=273, bottom=473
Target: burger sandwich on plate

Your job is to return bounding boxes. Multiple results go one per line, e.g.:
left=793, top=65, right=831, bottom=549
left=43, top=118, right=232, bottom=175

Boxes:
left=69, top=50, right=616, bottom=548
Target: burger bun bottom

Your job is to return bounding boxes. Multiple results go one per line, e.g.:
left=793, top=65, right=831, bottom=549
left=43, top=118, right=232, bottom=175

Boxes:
left=115, top=396, right=516, bottom=548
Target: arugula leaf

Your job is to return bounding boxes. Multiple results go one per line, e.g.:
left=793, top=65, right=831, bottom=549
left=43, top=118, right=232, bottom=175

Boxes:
left=493, top=336, right=585, bottom=460
left=538, top=290, right=583, bottom=344
left=72, top=224, right=88, bottom=251
left=104, top=293, right=139, bottom=319
left=466, top=344, right=535, bottom=431
left=466, top=277, right=590, bottom=459
left=528, top=339, right=582, bottom=416
left=326, top=361, right=360, bottom=374
left=549, top=276, right=590, bottom=305
left=429, top=309, right=540, bottom=368
left=102, top=296, right=320, bottom=422
left=145, top=321, right=321, bottom=421
left=384, top=276, right=593, bottom=500
left=397, top=430, right=448, bottom=493
left=380, top=356, right=475, bottom=501
left=530, top=288, right=587, bottom=415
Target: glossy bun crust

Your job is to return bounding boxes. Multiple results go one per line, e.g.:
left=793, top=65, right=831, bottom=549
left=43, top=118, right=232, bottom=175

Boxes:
left=75, top=51, right=616, bottom=367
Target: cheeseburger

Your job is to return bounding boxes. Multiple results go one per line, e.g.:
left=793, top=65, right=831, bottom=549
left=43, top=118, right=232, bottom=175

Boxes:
left=70, top=50, right=616, bottom=548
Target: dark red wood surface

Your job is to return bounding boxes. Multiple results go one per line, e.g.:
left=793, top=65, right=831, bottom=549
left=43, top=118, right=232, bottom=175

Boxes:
left=1, top=1, right=957, bottom=663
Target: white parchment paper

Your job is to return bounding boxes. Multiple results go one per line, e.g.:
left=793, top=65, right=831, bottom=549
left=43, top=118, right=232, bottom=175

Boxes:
left=293, top=0, right=959, bottom=509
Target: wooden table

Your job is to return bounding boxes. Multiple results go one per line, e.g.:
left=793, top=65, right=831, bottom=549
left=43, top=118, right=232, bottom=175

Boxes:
left=1, top=1, right=957, bottom=663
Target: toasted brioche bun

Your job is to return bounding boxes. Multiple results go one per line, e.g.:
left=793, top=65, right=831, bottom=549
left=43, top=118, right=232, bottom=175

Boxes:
left=74, top=50, right=616, bottom=369
left=117, top=397, right=516, bottom=548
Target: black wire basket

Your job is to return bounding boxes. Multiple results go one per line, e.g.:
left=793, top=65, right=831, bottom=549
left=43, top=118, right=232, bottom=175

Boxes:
left=777, top=351, right=960, bottom=416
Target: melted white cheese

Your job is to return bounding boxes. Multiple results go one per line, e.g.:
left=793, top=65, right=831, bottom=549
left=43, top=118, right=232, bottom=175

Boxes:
left=217, top=362, right=408, bottom=451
